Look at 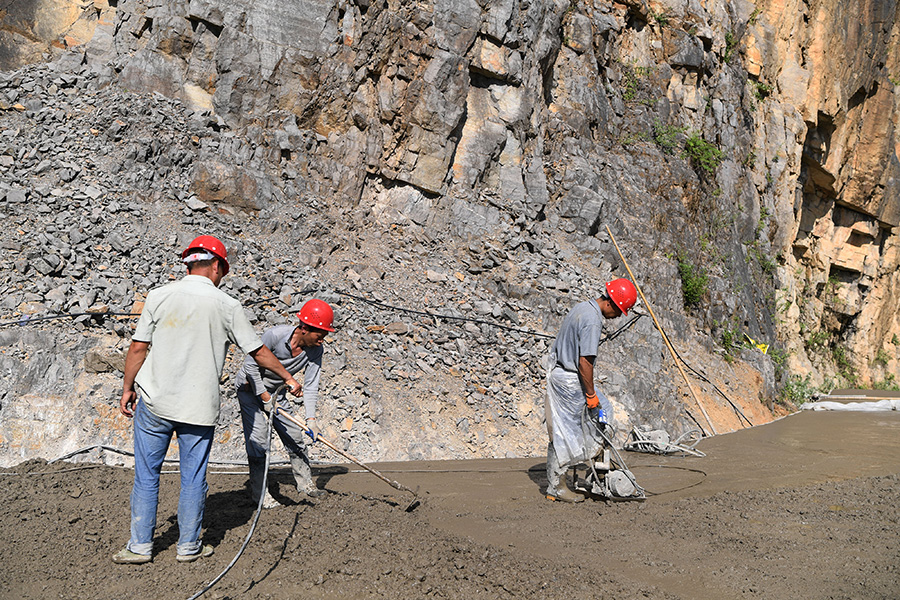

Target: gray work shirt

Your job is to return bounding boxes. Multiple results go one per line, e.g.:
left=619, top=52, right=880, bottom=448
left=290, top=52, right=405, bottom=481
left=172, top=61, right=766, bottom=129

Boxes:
left=235, top=324, right=323, bottom=420
left=551, top=299, right=605, bottom=373
left=133, top=274, right=263, bottom=426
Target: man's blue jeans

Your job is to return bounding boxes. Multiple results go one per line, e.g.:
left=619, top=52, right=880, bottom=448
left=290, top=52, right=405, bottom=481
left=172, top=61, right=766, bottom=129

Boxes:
left=126, top=400, right=213, bottom=556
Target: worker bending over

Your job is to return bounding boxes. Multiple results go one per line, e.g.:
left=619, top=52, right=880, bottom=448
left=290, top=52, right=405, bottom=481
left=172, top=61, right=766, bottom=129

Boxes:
left=236, top=299, right=335, bottom=507
left=544, top=278, right=637, bottom=503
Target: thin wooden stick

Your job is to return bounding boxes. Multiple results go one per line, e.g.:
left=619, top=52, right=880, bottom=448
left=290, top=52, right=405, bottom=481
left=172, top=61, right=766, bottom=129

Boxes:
left=605, top=225, right=717, bottom=436
left=275, top=407, right=421, bottom=506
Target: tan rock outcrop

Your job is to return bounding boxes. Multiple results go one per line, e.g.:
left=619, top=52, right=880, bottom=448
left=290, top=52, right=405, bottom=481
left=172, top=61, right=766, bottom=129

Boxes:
left=0, top=0, right=100, bottom=70
left=746, top=0, right=900, bottom=386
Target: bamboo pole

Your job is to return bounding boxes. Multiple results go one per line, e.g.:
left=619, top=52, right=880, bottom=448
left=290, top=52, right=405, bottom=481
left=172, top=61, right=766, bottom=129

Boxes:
left=605, top=225, right=717, bottom=436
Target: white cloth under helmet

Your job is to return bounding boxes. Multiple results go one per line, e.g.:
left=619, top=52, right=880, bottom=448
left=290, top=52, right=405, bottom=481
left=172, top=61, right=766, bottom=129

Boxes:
left=183, top=250, right=216, bottom=264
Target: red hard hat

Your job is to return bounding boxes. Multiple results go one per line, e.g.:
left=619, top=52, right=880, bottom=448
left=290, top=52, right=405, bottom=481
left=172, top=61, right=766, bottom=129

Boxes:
left=606, top=278, right=637, bottom=315
left=182, top=235, right=229, bottom=275
left=297, top=299, right=335, bottom=332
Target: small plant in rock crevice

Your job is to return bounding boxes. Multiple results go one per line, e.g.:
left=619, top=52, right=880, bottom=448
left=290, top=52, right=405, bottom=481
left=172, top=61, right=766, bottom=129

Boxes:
left=822, top=275, right=839, bottom=302
left=841, top=370, right=859, bottom=387
left=649, top=9, right=669, bottom=27
left=748, top=241, right=776, bottom=275
left=873, top=373, right=900, bottom=391
left=755, top=206, right=770, bottom=239
left=620, top=131, right=648, bottom=147
left=833, top=345, right=853, bottom=371
left=620, top=63, right=652, bottom=103
left=777, top=297, right=792, bottom=313
left=683, top=133, right=724, bottom=174
left=778, top=373, right=816, bottom=406
left=748, top=7, right=762, bottom=25
left=751, top=80, right=772, bottom=102
left=652, top=120, right=686, bottom=153
left=676, top=253, right=708, bottom=308
left=719, top=322, right=743, bottom=363
left=723, top=31, right=738, bottom=63
left=768, top=346, right=789, bottom=380
left=805, top=329, right=829, bottom=351
left=743, top=149, right=757, bottom=168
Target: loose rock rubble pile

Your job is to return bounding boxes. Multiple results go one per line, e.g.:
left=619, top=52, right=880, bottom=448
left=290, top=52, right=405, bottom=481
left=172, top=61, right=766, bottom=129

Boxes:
left=1, top=62, right=199, bottom=320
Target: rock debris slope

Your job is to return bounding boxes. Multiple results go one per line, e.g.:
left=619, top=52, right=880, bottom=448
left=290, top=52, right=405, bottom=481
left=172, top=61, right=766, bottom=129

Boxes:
left=0, top=0, right=898, bottom=464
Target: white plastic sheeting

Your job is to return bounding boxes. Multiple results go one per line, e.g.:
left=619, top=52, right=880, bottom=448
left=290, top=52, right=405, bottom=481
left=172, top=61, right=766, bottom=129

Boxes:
left=801, top=399, right=900, bottom=411
left=544, top=365, right=610, bottom=467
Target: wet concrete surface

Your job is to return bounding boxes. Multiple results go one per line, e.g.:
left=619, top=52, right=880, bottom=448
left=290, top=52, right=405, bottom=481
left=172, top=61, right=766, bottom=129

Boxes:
left=2, top=411, right=898, bottom=599
left=326, top=409, right=900, bottom=507
left=650, top=410, right=900, bottom=499
left=321, top=410, right=900, bottom=598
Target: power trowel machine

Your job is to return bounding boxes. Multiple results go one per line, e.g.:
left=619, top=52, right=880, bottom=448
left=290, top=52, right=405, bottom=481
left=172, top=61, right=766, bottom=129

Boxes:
left=573, top=407, right=646, bottom=502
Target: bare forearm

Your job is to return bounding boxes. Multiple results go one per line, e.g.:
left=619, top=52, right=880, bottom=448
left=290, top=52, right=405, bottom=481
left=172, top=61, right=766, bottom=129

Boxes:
left=577, top=356, right=596, bottom=396
left=120, top=341, right=149, bottom=417
left=122, top=341, right=150, bottom=391
left=250, top=345, right=293, bottom=382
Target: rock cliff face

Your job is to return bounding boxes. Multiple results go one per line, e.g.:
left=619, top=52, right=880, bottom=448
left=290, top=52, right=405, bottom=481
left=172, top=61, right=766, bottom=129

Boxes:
left=0, top=0, right=897, bottom=465
left=744, top=0, right=900, bottom=387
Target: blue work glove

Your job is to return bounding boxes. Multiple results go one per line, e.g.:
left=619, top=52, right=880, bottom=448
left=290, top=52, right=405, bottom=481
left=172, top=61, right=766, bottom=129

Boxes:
left=305, top=418, right=320, bottom=442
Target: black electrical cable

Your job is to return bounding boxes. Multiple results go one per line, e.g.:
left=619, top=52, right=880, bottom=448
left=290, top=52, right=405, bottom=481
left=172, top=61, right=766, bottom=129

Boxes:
left=599, top=312, right=643, bottom=345
left=49, top=444, right=135, bottom=463
left=2, top=284, right=754, bottom=437
left=335, top=287, right=645, bottom=343
left=0, top=286, right=646, bottom=345
left=668, top=343, right=755, bottom=427
left=0, top=267, right=756, bottom=430
left=0, top=464, right=102, bottom=476
left=12, top=449, right=710, bottom=495
left=334, top=288, right=556, bottom=338
left=46, top=444, right=297, bottom=468
left=0, top=311, right=141, bottom=328
left=629, top=463, right=709, bottom=496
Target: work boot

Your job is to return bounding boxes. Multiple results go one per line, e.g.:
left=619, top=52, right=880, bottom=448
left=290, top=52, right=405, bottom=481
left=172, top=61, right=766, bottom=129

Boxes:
left=546, top=477, right=585, bottom=503
left=289, top=451, right=327, bottom=500
left=247, top=457, right=281, bottom=509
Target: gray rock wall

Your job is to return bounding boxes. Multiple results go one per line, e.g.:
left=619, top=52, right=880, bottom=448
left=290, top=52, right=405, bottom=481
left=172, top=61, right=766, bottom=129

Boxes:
left=0, top=0, right=897, bottom=465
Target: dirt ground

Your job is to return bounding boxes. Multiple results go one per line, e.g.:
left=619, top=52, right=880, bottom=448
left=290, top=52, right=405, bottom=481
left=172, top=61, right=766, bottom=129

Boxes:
left=1, top=410, right=898, bottom=600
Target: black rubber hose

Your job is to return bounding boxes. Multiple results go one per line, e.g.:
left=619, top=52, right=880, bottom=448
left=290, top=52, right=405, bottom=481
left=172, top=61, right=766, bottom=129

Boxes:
left=185, top=386, right=282, bottom=600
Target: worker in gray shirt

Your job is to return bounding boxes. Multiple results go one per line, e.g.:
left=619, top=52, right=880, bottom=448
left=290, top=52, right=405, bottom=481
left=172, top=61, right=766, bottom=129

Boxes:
left=545, top=278, right=636, bottom=502
left=236, top=299, right=336, bottom=507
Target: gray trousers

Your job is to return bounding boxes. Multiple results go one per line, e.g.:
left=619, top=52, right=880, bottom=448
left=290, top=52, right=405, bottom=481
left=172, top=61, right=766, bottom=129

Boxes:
left=545, top=441, right=568, bottom=495
left=237, top=386, right=310, bottom=464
